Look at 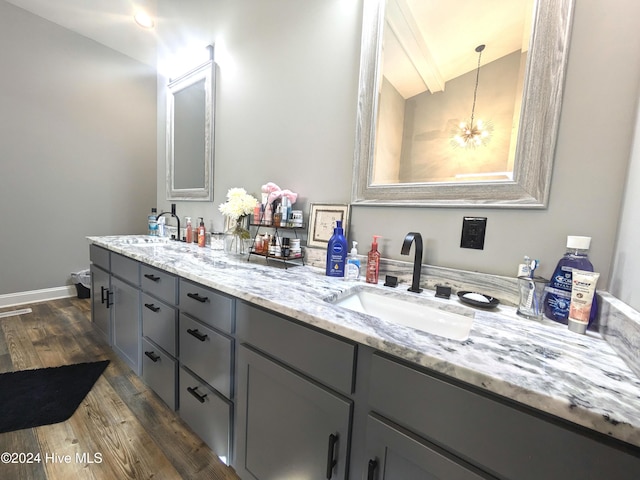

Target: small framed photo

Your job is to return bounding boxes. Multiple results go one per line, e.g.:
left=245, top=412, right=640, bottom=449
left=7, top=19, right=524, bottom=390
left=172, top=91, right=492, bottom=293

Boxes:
left=307, top=204, right=350, bottom=248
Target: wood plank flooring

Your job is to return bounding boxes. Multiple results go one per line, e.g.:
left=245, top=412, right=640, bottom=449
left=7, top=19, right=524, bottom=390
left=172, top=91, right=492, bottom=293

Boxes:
left=0, top=298, right=241, bottom=480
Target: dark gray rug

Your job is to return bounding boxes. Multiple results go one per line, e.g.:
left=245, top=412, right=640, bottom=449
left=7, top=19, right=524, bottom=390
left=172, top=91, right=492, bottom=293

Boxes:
left=0, top=360, right=109, bottom=434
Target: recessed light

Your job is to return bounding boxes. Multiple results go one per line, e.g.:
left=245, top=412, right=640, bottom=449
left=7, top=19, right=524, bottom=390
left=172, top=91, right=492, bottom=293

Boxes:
left=134, top=11, right=154, bottom=29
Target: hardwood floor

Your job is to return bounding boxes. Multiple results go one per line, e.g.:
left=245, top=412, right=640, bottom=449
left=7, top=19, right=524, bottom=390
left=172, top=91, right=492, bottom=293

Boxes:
left=0, top=298, right=241, bottom=480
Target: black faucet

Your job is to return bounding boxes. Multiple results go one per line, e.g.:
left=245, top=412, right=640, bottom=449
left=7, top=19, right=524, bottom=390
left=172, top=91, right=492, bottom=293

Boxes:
left=401, top=232, right=423, bottom=293
left=156, top=203, right=181, bottom=241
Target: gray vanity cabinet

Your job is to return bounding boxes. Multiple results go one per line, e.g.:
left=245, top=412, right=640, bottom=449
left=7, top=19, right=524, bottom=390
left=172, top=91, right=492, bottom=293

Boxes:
left=179, top=366, right=232, bottom=464
left=110, top=275, right=140, bottom=375
left=90, top=263, right=111, bottom=343
left=90, top=245, right=140, bottom=375
left=365, top=414, right=490, bottom=480
left=368, top=353, right=640, bottom=480
left=177, top=278, right=235, bottom=463
left=235, top=302, right=355, bottom=480
left=140, top=265, right=178, bottom=410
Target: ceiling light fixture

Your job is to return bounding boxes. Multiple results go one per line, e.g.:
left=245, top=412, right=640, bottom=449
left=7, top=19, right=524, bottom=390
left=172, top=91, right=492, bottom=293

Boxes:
left=134, top=10, right=155, bottom=29
left=452, top=44, right=492, bottom=148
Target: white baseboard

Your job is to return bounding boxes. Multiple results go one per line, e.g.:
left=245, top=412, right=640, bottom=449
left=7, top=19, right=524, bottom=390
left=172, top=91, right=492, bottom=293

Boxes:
left=0, top=286, right=77, bottom=308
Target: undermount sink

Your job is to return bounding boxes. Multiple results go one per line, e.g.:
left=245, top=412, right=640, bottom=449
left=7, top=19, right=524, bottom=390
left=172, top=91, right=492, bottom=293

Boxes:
left=328, top=287, right=474, bottom=341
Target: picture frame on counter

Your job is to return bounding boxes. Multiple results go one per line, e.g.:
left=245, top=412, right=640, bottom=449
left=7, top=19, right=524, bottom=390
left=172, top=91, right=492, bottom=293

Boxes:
left=307, top=203, right=350, bottom=248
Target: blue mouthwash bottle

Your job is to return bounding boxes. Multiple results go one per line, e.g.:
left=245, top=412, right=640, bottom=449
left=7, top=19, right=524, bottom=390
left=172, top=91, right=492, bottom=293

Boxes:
left=326, top=220, right=347, bottom=277
left=544, top=236, right=598, bottom=326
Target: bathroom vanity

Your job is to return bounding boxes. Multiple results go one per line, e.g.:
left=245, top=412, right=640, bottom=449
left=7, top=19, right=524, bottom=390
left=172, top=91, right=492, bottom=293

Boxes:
left=89, top=236, right=640, bottom=479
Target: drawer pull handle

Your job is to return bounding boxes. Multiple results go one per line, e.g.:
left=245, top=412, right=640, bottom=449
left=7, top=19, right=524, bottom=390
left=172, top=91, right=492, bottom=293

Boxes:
left=144, top=303, right=160, bottom=312
left=187, top=292, right=208, bottom=303
left=104, top=289, right=112, bottom=308
left=367, top=459, right=378, bottom=480
left=187, top=328, right=208, bottom=342
left=187, top=386, right=207, bottom=403
left=144, top=273, right=161, bottom=282
left=101, top=286, right=112, bottom=308
left=144, top=351, right=160, bottom=362
left=326, top=433, right=338, bottom=479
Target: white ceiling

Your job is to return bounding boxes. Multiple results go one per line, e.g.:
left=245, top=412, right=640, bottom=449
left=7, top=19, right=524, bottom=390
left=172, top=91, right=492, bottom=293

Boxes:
left=5, top=0, right=533, bottom=92
left=384, top=0, right=533, bottom=98
left=4, top=0, right=158, bottom=67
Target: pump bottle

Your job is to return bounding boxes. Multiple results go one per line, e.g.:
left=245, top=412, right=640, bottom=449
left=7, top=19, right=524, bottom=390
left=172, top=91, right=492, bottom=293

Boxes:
left=185, top=217, right=193, bottom=243
left=325, top=221, right=348, bottom=277
left=197, top=217, right=206, bottom=247
left=366, top=236, right=381, bottom=284
left=345, top=241, right=361, bottom=280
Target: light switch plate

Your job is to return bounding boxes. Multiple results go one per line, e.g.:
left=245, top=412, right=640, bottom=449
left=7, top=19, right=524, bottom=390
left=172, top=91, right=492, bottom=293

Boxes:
left=460, top=217, right=487, bottom=250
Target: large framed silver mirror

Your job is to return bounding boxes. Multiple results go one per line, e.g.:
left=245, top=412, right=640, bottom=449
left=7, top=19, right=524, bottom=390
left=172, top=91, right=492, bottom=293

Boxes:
left=353, top=0, right=574, bottom=208
left=166, top=51, right=215, bottom=201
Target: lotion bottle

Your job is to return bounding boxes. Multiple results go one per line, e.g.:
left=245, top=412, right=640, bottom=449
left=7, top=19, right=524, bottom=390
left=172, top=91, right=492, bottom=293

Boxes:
left=345, top=241, right=361, bottom=280
left=185, top=217, right=193, bottom=243
left=325, top=220, right=347, bottom=277
left=197, top=217, right=206, bottom=247
left=366, top=236, right=381, bottom=284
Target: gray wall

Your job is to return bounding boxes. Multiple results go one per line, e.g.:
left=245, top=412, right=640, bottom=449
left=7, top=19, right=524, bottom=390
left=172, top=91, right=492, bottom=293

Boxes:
left=0, top=1, right=157, bottom=296
left=156, top=0, right=640, bottom=291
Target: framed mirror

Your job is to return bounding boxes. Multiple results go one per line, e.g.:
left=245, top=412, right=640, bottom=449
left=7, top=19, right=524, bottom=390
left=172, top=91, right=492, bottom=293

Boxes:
left=166, top=53, right=215, bottom=201
left=352, top=0, right=574, bottom=208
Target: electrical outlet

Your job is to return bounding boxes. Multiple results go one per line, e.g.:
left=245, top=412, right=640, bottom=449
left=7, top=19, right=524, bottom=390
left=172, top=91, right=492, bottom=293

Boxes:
left=460, top=217, right=487, bottom=250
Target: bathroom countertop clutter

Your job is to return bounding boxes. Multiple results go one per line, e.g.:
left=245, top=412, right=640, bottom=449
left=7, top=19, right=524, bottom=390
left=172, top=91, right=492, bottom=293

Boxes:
left=88, top=235, right=640, bottom=449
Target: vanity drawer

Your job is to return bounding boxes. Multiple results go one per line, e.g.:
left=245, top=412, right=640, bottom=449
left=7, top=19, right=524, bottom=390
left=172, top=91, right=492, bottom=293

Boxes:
left=90, top=244, right=110, bottom=271
left=141, top=265, right=177, bottom=305
left=111, top=253, right=139, bottom=286
left=179, top=314, right=232, bottom=399
left=141, top=292, right=177, bottom=356
left=141, top=337, right=177, bottom=410
left=236, top=301, right=356, bottom=395
left=179, top=366, right=232, bottom=462
left=179, top=279, right=233, bottom=333
left=369, top=353, right=640, bottom=480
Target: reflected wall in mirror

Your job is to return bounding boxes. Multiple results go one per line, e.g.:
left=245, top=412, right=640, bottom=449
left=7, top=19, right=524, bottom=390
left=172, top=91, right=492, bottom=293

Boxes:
left=353, top=0, right=575, bottom=207
left=166, top=53, right=215, bottom=201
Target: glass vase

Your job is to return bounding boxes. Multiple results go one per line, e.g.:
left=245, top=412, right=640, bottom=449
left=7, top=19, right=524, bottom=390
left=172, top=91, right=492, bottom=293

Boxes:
left=224, top=217, right=250, bottom=255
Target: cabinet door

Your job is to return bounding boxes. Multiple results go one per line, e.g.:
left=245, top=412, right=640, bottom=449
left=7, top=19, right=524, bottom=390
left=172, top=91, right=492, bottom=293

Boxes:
left=90, top=264, right=111, bottom=344
left=365, top=415, right=491, bottom=480
left=235, top=345, right=351, bottom=480
left=111, top=276, right=140, bottom=374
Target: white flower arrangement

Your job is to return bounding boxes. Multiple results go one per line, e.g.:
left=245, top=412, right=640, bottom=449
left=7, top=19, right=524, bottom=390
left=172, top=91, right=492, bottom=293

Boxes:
left=218, top=188, right=258, bottom=221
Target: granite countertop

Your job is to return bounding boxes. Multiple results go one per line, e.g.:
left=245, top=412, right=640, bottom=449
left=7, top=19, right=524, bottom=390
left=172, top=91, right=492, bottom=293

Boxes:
left=88, top=235, right=640, bottom=449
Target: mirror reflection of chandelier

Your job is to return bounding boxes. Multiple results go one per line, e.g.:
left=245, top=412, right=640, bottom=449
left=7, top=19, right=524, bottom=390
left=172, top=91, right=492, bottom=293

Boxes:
left=452, top=44, right=492, bottom=148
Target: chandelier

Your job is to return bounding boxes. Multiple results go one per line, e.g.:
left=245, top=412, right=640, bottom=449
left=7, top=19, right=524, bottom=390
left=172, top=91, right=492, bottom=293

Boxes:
left=452, top=44, right=492, bottom=148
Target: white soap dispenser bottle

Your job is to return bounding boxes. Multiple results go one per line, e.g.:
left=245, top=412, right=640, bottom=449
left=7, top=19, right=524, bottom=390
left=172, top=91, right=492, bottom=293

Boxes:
left=345, top=241, right=361, bottom=280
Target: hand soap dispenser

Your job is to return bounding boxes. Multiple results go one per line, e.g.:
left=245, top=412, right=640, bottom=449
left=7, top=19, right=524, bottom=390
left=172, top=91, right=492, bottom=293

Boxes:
left=366, top=236, right=381, bottom=284
left=345, top=241, right=361, bottom=280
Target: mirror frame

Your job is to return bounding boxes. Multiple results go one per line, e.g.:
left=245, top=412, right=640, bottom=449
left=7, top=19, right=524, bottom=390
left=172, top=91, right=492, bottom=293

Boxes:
left=166, top=58, right=215, bottom=201
left=352, top=0, right=575, bottom=208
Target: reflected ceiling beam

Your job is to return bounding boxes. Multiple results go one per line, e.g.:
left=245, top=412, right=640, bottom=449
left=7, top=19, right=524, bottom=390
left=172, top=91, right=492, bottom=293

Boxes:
left=384, top=0, right=444, bottom=98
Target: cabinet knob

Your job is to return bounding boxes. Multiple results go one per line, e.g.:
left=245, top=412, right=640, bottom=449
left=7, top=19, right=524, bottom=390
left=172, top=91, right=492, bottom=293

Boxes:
left=144, top=273, right=160, bottom=282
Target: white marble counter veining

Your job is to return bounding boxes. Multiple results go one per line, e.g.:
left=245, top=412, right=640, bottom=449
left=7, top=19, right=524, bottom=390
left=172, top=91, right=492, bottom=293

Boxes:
left=88, top=235, right=640, bottom=449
